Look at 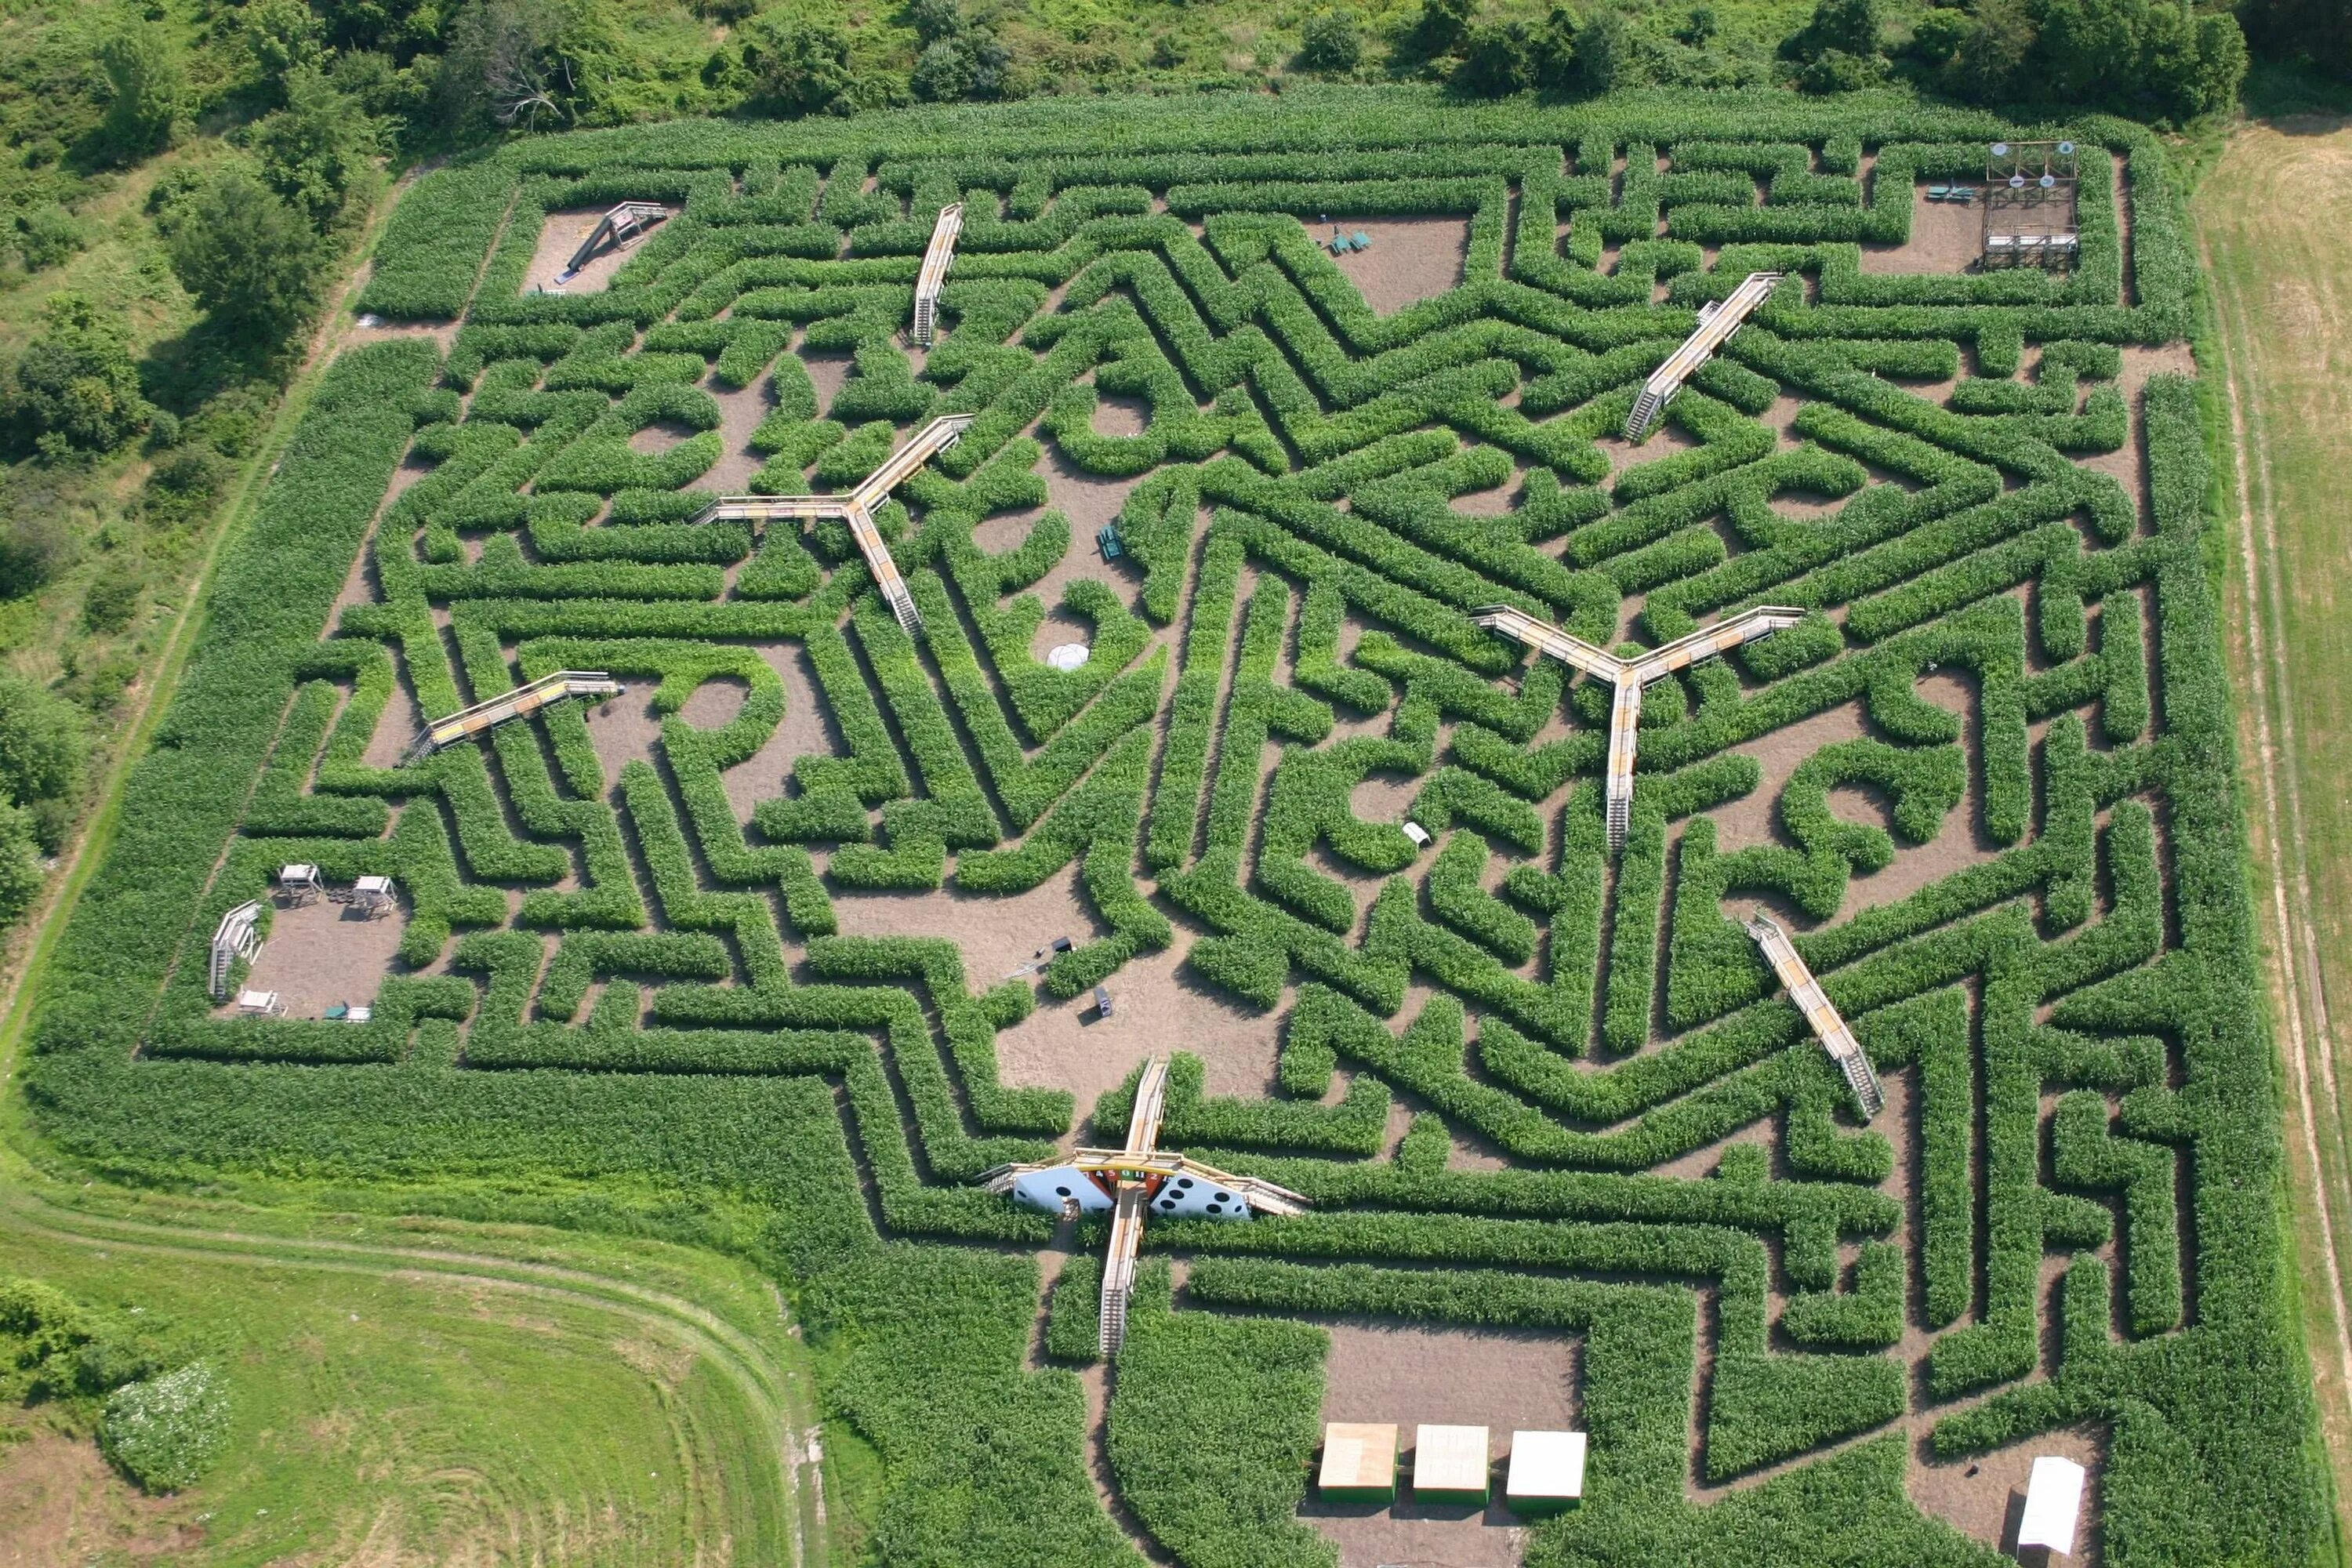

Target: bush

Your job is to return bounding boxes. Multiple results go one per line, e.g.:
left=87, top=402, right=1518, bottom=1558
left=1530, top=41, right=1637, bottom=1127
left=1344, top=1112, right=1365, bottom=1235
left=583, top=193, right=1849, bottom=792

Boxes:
left=165, top=167, right=327, bottom=344
left=12, top=203, right=82, bottom=273
left=1454, top=25, right=1535, bottom=96
left=96, top=20, right=182, bottom=163
left=1298, top=10, right=1363, bottom=72
left=100, top=1362, right=230, bottom=1493
left=2, top=293, right=151, bottom=457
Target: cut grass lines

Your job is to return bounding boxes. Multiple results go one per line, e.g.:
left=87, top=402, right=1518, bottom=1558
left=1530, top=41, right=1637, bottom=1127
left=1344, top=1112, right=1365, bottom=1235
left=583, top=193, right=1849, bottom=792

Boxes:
left=0, top=1178, right=823, bottom=1566
left=2198, top=113, right=2352, bottom=1522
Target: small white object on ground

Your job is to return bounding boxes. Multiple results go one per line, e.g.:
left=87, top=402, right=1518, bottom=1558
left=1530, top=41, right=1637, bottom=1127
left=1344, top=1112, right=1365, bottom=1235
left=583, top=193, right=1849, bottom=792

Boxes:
left=1047, top=643, right=1091, bottom=672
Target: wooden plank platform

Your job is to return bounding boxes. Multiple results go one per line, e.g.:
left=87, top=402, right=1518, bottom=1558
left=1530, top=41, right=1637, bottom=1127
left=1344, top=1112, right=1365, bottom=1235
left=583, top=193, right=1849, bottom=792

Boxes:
left=1744, top=911, right=1884, bottom=1117
left=1624, top=271, right=1780, bottom=440
left=912, top=202, right=964, bottom=347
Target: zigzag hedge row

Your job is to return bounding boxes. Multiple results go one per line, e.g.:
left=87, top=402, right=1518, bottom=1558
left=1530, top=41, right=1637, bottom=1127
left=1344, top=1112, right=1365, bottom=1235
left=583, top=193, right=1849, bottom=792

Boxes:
left=18, top=87, right=2321, bottom=1568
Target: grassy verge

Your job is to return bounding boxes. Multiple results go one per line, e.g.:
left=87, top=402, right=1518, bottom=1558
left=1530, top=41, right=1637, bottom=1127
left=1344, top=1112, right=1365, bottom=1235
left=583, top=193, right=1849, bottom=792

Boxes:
left=2193, top=111, right=2352, bottom=1555
left=0, top=1166, right=818, bottom=1564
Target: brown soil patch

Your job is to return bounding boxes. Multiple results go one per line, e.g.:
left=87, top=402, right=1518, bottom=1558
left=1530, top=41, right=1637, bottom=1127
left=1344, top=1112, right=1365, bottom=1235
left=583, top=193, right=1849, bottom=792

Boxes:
left=1348, top=773, right=1421, bottom=828
left=584, top=688, right=666, bottom=790
left=0, top=1428, right=194, bottom=1563
left=361, top=674, right=422, bottom=771
left=978, top=917, right=1288, bottom=1109
left=235, top=889, right=411, bottom=1018
left=1091, top=393, right=1150, bottom=438
left=678, top=673, right=750, bottom=730
left=1860, top=187, right=1985, bottom=275
left=1704, top=691, right=1993, bottom=919
left=1302, top=1320, right=1574, bottom=1568
left=2113, top=343, right=2196, bottom=400
left=1317, top=215, right=1472, bottom=315
left=702, top=378, right=776, bottom=495
left=800, top=352, right=853, bottom=419
left=1599, top=422, right=1700, bottom=483
left=834, top=863, right=1107, bottom=993
left=332, top=527, right=387, bottom=619
left=1043, top=449, right=1143, bottom=536
left=718, top=645, right=843, bottom=820
left=2074, top=347, right=2194, bottom=535
left=346, top=318, right=459, bottom=352
left=1911, top=1426, right=2102, bottom=1563
left=1649, top=1116, right=1777, bottom=1180
left=1451, top=463, right=1525, bottom=518
left=521, top=205, right=677, bottom=295
left=627, top=419, right=698, bottom=456
left=1708, top=705, right=1873, bottom=855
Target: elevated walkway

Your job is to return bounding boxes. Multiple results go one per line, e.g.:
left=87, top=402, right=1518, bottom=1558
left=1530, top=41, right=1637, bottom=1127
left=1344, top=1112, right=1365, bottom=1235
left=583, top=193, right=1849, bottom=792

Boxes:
left=405, top=670, right=622, bottom=764
left=849, top=414, right=974, bottom=511
left=1624, top=271, right=1780, bottom=441
left=1744, top=913, right=1884, bottom=1117
left=1475, top=604, right=1802, bottom=854
left=685, top=416, right=972, bottom=639
left=976, top=1057, right=1308, bottom=1356
left=911, top=202, right=964, bottom=347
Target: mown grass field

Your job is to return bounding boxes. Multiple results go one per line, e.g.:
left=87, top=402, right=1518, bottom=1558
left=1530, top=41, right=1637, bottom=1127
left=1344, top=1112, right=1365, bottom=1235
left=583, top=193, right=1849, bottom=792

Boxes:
left=0, top=1160, right=823, bottom=1565
left=2196, top=111, right=2352, bottom=1543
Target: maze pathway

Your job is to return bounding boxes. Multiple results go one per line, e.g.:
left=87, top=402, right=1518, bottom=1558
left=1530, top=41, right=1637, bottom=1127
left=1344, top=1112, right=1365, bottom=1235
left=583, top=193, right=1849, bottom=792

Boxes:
left=38, top=103, right=2318, bottom=1568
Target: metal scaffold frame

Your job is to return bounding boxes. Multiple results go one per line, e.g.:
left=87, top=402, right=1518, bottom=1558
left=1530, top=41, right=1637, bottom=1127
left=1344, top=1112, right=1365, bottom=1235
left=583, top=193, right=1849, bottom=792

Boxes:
left=686, top=414, right=975, bottom=639
left=1474, top=604, right=1804, bottom=853
left=1980, top=140, right=2080, bottom=270
left=560, top=202, right=670, bottom=281
left=1623, top=271, right=1782, bottom=441
left=911, top=202, right=964, bottom=347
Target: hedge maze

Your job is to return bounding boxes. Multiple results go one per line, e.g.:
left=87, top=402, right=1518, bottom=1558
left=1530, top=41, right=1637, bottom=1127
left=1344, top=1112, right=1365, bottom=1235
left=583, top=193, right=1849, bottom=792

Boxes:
left=24, top=94, right=2327, bottom=1566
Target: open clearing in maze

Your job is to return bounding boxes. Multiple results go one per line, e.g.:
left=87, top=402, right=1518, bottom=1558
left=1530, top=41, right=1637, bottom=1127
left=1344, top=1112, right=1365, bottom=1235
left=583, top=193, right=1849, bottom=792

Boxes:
left=19, top=90, right=2327, bottom=1566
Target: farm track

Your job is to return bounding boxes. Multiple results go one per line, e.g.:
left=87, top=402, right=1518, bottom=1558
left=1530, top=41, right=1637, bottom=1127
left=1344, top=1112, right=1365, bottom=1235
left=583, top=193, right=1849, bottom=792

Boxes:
left=2198, top=115, right=2352, bottom=1523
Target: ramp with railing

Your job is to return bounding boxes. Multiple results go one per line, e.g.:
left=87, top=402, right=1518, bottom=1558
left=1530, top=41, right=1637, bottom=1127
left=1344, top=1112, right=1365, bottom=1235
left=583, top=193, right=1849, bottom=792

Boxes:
left=1476, top=603, right=1802, bottom=853
left=405, top=670, right=622, bottom=764
left=1624, top=271, right=1781, bottom=441
left=684, top=416, right=971, bottom=638
left=1745, top=912, right=1884, bottom=1118
left=849, top=415, right=974, bottom=510
left=911, top=203, right=964, bottom=347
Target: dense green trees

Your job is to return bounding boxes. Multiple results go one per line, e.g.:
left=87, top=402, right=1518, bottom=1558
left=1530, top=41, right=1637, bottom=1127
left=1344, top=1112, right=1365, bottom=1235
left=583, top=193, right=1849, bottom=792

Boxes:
left=163, top=169, right=327, bottom=345
left=1903, top=0, right=2247, bottom=115
left=1, top=293, right=151, bottom=459
left=1297, top=9, right=1364, bottom=73
left=96, top=19, right=183, bottom=163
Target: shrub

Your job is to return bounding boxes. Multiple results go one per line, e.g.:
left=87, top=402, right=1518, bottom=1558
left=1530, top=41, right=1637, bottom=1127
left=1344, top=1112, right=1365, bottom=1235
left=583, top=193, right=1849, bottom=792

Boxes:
left=100, top=1362, right=230, bottom=1493
left=1298, top=10, right=1363, bottom=72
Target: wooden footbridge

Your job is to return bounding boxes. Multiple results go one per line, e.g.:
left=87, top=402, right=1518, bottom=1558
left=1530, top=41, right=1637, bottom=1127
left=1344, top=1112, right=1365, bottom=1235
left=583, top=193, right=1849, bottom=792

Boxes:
left=558, top=202, right=669, bottom=282
left=1744, top=912, right=1884, bottom=1117
left=911, top=202, right=964, bottom=347
left=687, top=414, right=975, bottom=637
left=980, top=1057, right=1308, bottom=1356
left=1474, top=604, right=1803, bottom=852
left=1623, top=271, right=1781, bottom=441
left=405, top=670, right=624, bottom=765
